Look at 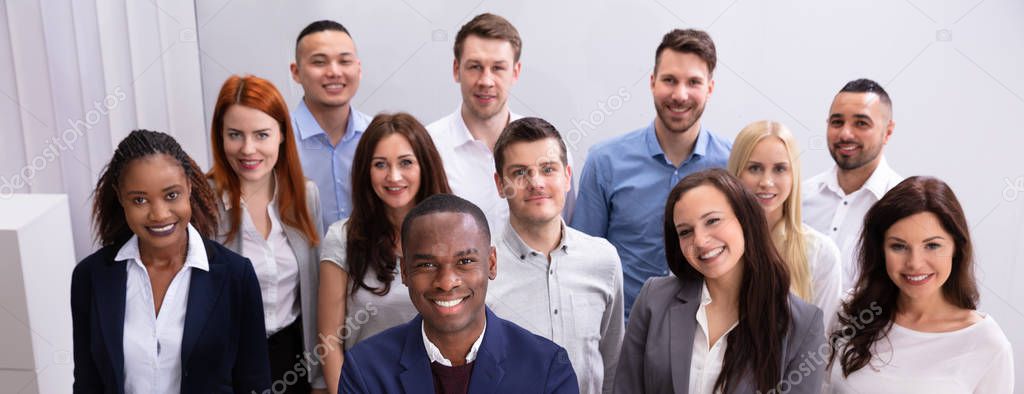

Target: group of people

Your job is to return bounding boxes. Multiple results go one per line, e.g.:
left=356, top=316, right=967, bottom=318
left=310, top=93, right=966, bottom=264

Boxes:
left=69, top=12, right=1013, bottom=394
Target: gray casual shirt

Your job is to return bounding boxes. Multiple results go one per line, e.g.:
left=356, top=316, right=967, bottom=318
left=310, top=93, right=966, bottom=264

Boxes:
left=486, top=220, right=624, bottom=394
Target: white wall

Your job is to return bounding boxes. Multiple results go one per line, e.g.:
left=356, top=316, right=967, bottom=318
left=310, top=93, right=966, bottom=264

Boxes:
left=195, top=0, right=1023, bottom=387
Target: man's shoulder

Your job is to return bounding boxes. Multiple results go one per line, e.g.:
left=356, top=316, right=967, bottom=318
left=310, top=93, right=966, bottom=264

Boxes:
left=425, top=110, right=458, bottom=136
left=565, top=227, right=620, bottom=264
left=347, top=317, right=416, bottom=363
left=492, top=314, right=568, bottom=359
left=587, top=127, right=647, bottom=157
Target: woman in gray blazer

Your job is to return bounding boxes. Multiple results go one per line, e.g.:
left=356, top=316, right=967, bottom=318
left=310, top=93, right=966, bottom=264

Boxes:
left=615, top=169, right=825, bottom=394
left=207, top=75, right=325, bottom=393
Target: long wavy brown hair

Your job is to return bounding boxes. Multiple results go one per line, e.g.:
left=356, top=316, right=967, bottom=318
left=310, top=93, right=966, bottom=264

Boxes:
left=663, top=168, right=793, bottom=393
left=828, top=176, right=977, bottom=376
left=92, top=129, right=218, bottom=246
left=207, top=75, right=319, bottom=246
left=346, top=113, right=451, bottom=295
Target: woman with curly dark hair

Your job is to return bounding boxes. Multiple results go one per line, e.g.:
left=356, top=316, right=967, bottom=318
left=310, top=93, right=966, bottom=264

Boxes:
left=71, top=129, right=270, bottom=393
left=616, top=168, right=825, bottom=393
left=826, top=176, right=1013, bottom=393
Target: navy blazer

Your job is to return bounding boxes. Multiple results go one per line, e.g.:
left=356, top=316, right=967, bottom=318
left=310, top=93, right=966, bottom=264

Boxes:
left=340, top=308, right=579, bottom=394
left=70, top=237, right=271, bottom=393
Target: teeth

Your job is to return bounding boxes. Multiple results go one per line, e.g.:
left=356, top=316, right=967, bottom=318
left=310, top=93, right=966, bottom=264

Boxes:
left=905, top=274, right=930, bottom=282
left=240, top=160, right=260, bottom=166
left=756, top=193, right=776, bottom=199
left=434, top=298, right=464, bottom=308
left=669, top=106, right=687, bottom=112
left=384, top=187, right=403, bottom=191
left=700, top=247, right=724, bottom=260
left=839, top=145, right=857, bottom=151
left=150, top=223, right=174, bottom=232
left=325, top=84, right=343, bottom=88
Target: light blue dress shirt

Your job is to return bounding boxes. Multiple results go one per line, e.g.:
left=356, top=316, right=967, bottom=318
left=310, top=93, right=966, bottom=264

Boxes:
left=570, top=122, right=731, bottom=318
left=291, top=100, right=371, bottom=232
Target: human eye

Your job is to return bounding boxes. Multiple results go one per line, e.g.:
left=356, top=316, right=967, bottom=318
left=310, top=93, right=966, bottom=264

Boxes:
left=887, top=242, right=907, bottom=252
left=457, top=257, right=475, bottom=265
left=829, top=119, right=844, bottom=128
left=227, top=131, right=241, bottom=139
left=774, top=164, right=789, bottom=174
left=132, top=196, right=147, bottom=205
left=256, top=132, right=270, bottom=140
left=924, top=242, right=943, bottom=251
left=166, top=191, right=180, bottom=201
left=400, top=158, right=415, bottom=167
left=747, top=164, right=762, bottom=173
left=372, top=160, right=387, bottom=169
left=677, top=227, right=692, bottom=238
left=512, top=168, right=527, bottom=177
left=706, top=217, right=721, bottom=226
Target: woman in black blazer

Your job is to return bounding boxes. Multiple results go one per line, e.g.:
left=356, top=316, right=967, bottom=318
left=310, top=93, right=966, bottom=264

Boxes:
left=615, top=169, right=825, bottom=393
left=71, top=129, right=271, bottom=393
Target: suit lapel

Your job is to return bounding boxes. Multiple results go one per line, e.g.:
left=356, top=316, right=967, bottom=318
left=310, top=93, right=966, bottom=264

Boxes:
left=669, top=277, right=702, bottom=394
left=180, top=241, right=227, bottom=368
left=467, top=309, right=505, bottom=393
left=399, top=315, right=433, bottom=392
left=93, top=256, right=128, bottom=388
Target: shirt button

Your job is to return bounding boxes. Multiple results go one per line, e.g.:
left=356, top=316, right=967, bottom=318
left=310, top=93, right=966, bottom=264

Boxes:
left=833, top=227, right=838, bottom=232
left=843, top=201, right=849, bottom=205
left=549, top=269, right=554, bottom=275
left=520, top=255, right=526, bottom=260
left=553, top=309, right=558, bottom=314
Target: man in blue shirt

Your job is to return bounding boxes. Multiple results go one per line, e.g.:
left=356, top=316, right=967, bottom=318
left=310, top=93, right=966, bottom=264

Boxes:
left=571, top=29, right=732, bottom=318
left=289, top=20, right=372, bottom=231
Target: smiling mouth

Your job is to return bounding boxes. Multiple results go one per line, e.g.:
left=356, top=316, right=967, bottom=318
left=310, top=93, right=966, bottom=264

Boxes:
left=835, top=143, right=860, bottom=153
left=238, top=159, right=262, bottom=170
left=146, top=222, right=177, bottom=237
left=902, top=273, right=934, bottom=284
left=699, top=246, right=724, bottom=261
left=755, top=192, right=777, bottom=200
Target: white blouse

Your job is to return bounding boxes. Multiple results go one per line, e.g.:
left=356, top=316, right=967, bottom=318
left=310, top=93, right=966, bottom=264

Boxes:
left=802, top=224, right=843, bottom=333
left=826, top=314, right=1015, bottom=393
left=235, top=193, right=300, bottom=336
left=118, top=223, right=208, bottom=394
left=689, top=283, right=738, bottom=394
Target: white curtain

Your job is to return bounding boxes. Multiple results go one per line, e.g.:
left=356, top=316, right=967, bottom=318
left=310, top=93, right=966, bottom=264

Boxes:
left=0, top=0, right=208, bottom=260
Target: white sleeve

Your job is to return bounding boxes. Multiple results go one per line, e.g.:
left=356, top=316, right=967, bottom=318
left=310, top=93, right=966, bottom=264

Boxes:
left=808, top=229, right=843, bottom=335
left=973, top=341, right=1014, bottom=394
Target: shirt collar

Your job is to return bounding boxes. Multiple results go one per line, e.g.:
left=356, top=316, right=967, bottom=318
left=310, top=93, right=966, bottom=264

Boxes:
left=421, top=320, right=486, bottom=367
left=643, top=121, right=711, bottom=164
left=448, top=104, right=522, bottom=149
left=502, top=219, right=569, bottom=260
left=114, top=223, right=210, bottom=272
left=816, top=156, right=895, bottom=199
left=293, top=99, right=365, bottom=142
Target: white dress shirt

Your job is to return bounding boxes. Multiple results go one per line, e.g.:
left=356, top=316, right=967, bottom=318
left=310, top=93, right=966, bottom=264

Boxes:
left=427, top=106, right=576, bottom=241
left=826, top=314, right=1015, bottom=393
left=487, top=220, right=624, bottom=394
left=802, top=157, right=902, bottom=290
left=117, top=223, right=208, bottom=394
left=689, top=283, right=738, bottom=394
left=229, top=189, right=301, bottom=336
left=802, top=223, right=844, bottom=333
left=422, top=321, right=486, bottom=366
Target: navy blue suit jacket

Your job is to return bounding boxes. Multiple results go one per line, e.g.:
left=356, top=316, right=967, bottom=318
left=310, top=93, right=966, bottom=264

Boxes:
left=70, top=238, right=271, bottom=393
left=340, top=308, right=579, bottom=393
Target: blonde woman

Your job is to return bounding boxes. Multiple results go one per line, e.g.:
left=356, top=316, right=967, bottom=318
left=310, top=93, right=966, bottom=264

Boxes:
left=727, top=120, right=842, bottom=330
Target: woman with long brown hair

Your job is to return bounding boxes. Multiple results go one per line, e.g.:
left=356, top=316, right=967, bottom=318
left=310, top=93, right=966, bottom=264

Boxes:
left=826, top=176, right=1013, bottom=392
left=72, top=129, right=270, bottom=393
left=207, top=75, right=324, bottom=393
left=615, top=168, right=825, bottom=393
left=317, top=112, right=451, bottom=393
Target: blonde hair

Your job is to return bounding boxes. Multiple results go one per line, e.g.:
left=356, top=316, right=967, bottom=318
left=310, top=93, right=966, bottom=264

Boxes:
left=727, top=120, right=812, bottom=300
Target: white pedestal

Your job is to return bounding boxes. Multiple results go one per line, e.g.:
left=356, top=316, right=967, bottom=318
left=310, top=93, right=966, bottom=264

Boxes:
left=0, top=194, right=75, bottom=394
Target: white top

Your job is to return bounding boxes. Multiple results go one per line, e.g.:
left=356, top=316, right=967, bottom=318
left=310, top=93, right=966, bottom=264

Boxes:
left=426, top=106, right=576, bottom=241
left=802, top=224, right=844, bottom=333
left=237, top=194, right=300, bottom=336
left=422, top=321, right=486, bottom=367
left=117, top=223, right=209, bottom=394
left=487, top=220, right=625, bottom=394
left=826, top=314, right=1015, bottom=394
left=689, top=283, right=738, bottom=394
left=802, top=157, right=902, bottom=290
left=319, top=219, right=418, bottom=350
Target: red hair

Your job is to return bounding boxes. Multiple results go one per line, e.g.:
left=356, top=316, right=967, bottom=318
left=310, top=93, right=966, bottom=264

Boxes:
left=207, top=75, right=319, bottom=245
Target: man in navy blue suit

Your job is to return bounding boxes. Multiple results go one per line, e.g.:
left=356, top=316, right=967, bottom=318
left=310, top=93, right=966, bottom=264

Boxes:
left=340, top=194, right=579, bottom=393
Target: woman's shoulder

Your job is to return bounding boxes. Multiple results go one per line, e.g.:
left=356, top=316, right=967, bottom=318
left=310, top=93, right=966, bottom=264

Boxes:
left=788, top=293, right=824, bottom=332
left=73, top=244, right=121, bottom=277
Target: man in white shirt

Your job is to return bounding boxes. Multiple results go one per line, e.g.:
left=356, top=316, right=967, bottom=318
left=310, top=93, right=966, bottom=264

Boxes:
left=486, top=117, right=624, bottom=394
left=803, top=79, right=903, bottom=291
left=427, top=13, right=574, bottom=240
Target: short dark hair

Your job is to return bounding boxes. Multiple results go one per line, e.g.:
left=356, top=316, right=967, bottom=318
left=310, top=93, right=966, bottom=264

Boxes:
left=838, top=78, right=892, bottom=110
left=454, top=13, right=522, bottom=62
left=655, top=29, right=716, bottom=75
left=401, top=194, right=490, bottom=251
left=492, top=117, right=568, bottom=174
left=296, top=20, right=350, bottom=47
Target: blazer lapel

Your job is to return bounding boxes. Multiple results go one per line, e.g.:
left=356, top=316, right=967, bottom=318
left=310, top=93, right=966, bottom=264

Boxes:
left=180, top=241, right=227, bottom=368
left=399, top=316, right=433, bottom=393
left=467, top=309, right=505, bottom=393
left=93, top=257, right=128, bottom=388
left=669, top=277, right=702, bottom=394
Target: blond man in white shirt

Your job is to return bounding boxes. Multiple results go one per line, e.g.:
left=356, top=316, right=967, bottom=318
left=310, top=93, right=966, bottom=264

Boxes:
left=427, top=13, right=574, bottom=240
left=803, top=78, right=903, bottom=291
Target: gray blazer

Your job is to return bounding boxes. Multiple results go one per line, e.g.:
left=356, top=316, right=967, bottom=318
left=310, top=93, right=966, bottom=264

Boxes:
left=211, top=179, right=324, bottom=387
left=614, top=275, right=825, bottom=394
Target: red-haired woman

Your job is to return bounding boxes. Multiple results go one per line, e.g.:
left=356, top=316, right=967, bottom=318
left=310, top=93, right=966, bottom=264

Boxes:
left=208, top=75, right=324, bottom=393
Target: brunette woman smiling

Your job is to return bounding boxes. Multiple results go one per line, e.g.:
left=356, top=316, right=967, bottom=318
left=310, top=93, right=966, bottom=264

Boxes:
left=71, top=130, right=270, bottom=393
